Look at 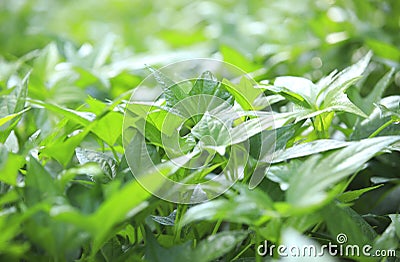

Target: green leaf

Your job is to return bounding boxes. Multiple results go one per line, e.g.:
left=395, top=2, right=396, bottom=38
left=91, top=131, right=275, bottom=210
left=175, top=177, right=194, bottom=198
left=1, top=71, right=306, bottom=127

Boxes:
left=273, top=76, right=317, bottom=108
left=373, top=214, right=400, bottom=255
left=271, top=139, right=350, bottom=164
left=250, top=122, right=300, bottom=162
left=0, top=73, right=29, bottom=141
left=147, top=66, right=187, bottom=107
left=0, top=107, right=30, bottom=127
left=144, top=228, right=192, bottom=262
left=145, top=227, right=247, bottom=262
left=192, top=231, right=248, bottom=262
left=188, top=71, right=233, bottom=109
left=337, top=185, right=383, bottom=203
left=352, top=96, right=400, bottom=139
left=266, top=160, right=303, bottom=191
left=124, top=129, right=161, bottom=176
left=280, top=228, right=336, bottom=262
left=41, top=128, right=91, bottom=166
left=92, top=111, right=123, bottom=145
left=0, top=73, right=29, bottom=116
left=220, top=45, right=260, bottom=72
left=322, top=202, right=377, bottom=256
left=190, top=71, right=221, bottom=97
left=151, top=210, right=177, bottom=226
left=126, top=102, right=184, bottom=136
left=0, top=144, right=24, bottom=185
left=54, top=154, right=191, bottom=253
left=181, top=184, right=275, bottom=226
left=230, top=113, right=276, bottom=145
left=318, top=51, right=372, bottom=103
left=285, top=213, right=323, bottom=234
left=323, top=89, right=368, bottom=118
left=0, top=189, right=20, bottom=206
left=222, top=77, right=264, bottom=110
left=29, top=99, right=93, bottom=126
left=366, top=39, right=400, bottom=62
left=25, top=156, right=60, bottom=206
left=263, top=54, right=372, bottom=122
left=0, top=214, right=30, bottom=257
left=248, top=121, right=302, bottom=188
left=191, top=112, right=230, bottom=154
left=352, top=68, right=395, bottom=115
left=286, top=136, right=400, bottom=208
left=75, top=148, right=117, bottom=181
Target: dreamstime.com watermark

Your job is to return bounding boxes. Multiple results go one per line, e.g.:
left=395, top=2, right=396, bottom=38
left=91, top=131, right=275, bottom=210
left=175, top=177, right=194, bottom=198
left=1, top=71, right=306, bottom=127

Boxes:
left=257, top=233, right=396, bottom=258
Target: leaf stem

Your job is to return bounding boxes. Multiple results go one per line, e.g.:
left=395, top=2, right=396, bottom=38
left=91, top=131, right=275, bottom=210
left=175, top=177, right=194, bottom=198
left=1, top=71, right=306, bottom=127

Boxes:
left=174, top=204, right=188, bottom=243
left=110, top=145, right=120, bottom=163
left=211, top=219, right=223, bottom=235
left=232, top=242, right=252, bottom=261
left=368, top=119, right=395, bottom=138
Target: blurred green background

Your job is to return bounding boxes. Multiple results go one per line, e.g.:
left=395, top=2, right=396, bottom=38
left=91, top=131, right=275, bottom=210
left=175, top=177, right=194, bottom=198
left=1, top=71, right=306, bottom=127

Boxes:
left=0, top=1, right=400, bottom=260
left=1, top=0, right=399, bottom=100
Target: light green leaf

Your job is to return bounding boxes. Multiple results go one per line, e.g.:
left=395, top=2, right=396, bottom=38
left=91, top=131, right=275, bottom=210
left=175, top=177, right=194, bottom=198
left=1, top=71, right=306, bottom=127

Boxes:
left=0, top=189, right=20, bottom=206
left=318, top=51, right=372, bottom=103
left=0, top=144, right=25, bottom=185
left=29, top=99, right=93, bottom=126
left=126, top=102, right=184, bottom=136
left=324, top=89, right=368, bottom=118
left=337, top=185, right=383, bottom=203
left=220, top=45, right=260, bottom=72
left=189, top=71, right=231, bottom=103
left=273, top=76, right=317, bottom=108
left=286, top=136, right=400, bottom=207
left=0, top=107, right=30, bottom=127
left=41, top=128, right=91, bottom=166
left=92, top=111, right=123, bottom=145
left=192, top=231, right=248, bottom=262
left=181, top=184, right=275, bottom=226
left=53, top=155, right=185, bottom=254
left=25, top=156, right=60, bottom=206
left=222, top=77, right=264, bottom=110
left=147, top=66, right=187, bottom=107
left=191, top=112, right=231, bottom=152
left=266, top=160, right=302, bottom=191
left=352, top=68, right=395, bottom=115
left=367, top=39, right=400, bottom=62
left=271, top=139, right=350, bottom=163
left=75, top=148, right=117, bottom=180
left=0, top=213, right=30, bottom=257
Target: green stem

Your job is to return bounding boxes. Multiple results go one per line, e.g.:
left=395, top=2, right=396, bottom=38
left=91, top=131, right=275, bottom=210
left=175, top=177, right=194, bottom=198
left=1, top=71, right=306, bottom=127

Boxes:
left=211, top=219, right=223, bottom=235
left=319, top=115, right=330, bottom=139
left=110, top=145, right=119, bottom=163
left=232, top=242, right=252, bottom=261
left=368, top=119, right=395, bottom=138
left=192, top=227, right=200, bottom=248
left=312, top=117, right=327, bottom=139
left=174, top=204, right=187, bottom=243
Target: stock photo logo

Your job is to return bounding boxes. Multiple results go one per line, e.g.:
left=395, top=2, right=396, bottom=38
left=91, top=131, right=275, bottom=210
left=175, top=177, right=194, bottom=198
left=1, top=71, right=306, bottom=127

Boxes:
left=257, top=232, right=396, bottom=259
left=123, top=59, right=277, bottom=204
